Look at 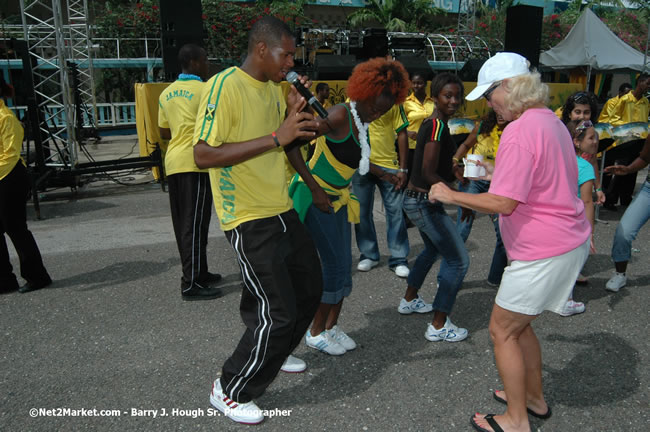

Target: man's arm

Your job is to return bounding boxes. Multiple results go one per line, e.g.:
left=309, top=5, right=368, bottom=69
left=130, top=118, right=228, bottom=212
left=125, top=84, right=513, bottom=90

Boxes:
left=159, top=127, right=171, bottom=140
left=604, top=135, right=650, bottom=175
left=194, top=109, right=319, bottom=169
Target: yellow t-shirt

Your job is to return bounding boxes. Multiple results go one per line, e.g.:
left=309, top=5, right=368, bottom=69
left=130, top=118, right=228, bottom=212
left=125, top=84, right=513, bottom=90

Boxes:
left=403, top=93, right=434, bottom=150
left=369, top=104, right=409, bottom=169
left=0, top=100, right=25, bottom=181
left=608, top=92, right=649, bottom=126
left=194, top=67, right=290, bottom=231
left=598, top=95, right=619, bottom=124
left=158, top=77, right=206, bottom=176
left=472, top=126, right=502, bottom=160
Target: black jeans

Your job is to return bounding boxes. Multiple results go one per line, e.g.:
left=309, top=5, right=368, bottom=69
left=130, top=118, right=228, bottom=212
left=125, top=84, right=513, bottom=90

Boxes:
left=220, top=210, right=322, bottom=402
left=0, top=162, right=50, bottom=290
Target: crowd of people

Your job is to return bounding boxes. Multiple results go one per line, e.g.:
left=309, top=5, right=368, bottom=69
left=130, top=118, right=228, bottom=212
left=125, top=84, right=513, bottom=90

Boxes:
left=1, top=16, right=648, bottom=431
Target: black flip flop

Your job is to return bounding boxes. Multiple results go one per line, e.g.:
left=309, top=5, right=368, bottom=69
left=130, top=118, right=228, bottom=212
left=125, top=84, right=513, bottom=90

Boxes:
left=470, top=414, right=504, bottom=432
left=493, top=391, right=552, bottom=419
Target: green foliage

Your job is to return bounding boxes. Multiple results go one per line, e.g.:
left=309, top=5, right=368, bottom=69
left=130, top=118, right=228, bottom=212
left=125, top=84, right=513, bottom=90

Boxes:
left=471, top=3, right=649, bottom=53
left=347, top=0, right=444, bottom=33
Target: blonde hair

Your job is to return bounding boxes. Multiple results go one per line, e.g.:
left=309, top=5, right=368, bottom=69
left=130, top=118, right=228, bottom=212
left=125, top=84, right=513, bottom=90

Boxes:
left=502, top=71, right=549, bottom=116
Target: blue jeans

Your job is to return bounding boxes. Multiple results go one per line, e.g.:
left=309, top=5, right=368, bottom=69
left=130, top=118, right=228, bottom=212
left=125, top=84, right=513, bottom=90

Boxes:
left=611, top=180, right=650, bottom=263
left=352, top=168, right=409, bottom=268
left=404, top=195, right=469, bottom=314
left=455, top=180, right=508, bottom=284
left=304, top=201, right=352, bottom=304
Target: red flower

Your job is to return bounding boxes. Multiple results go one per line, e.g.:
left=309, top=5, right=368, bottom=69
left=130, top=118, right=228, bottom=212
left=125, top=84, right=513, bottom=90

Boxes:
left=152, top=5, right=158, bottom=11
left=479, top=22, right=488, bottom=28
left=264, top=7, right=270, bottom=14
left=491, top=15, right=496, bottom=21
left=211, top=24, right=217, bottom=31
left=136, top=3, right=143, bottom=9
left=117, top=18, right=124, bottom=27
left=551, top=14, right=559, bottom=20
left=202, top=14, right=207, bottom=20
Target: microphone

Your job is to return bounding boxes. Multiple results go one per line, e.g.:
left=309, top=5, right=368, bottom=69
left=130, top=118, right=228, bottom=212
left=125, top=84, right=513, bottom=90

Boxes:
left=286, top=71, right=328, bottom=118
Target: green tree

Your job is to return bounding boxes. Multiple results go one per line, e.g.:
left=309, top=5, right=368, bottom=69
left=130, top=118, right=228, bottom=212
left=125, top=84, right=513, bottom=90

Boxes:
left=347, top=0, right=444, bottom=33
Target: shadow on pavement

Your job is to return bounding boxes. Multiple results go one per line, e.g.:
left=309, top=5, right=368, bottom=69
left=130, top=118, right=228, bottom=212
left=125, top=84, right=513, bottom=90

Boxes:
left=53, top=257, right=178, bottom=290
left=544, top=332, right=639, bottom=407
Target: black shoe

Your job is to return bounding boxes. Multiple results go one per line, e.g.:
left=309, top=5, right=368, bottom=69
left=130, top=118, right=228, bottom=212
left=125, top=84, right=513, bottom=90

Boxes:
left=181, top=284, right=222, bottom=301
left=198, top=272, right=222, bottom=286
left=0, top=279, right=20, bottom=294
left=18, top=276, right=52, bottom=294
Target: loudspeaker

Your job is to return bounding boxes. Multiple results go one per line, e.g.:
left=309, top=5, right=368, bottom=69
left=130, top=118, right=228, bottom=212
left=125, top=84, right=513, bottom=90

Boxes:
left=396, top=56, right=433, bottom=81
left=159, top=0, right=205, bottom=80
left=504, top=5, right=543, bottom=68
left=361, top=28, right=388, bottom=60
left=315, top=55, right=357, bottom=80
left=458, top=59, right=486, bottom=82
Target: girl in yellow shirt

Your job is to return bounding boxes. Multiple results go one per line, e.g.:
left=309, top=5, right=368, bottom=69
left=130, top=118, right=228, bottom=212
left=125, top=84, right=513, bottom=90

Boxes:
left=0, top=75, right=51, bottom=293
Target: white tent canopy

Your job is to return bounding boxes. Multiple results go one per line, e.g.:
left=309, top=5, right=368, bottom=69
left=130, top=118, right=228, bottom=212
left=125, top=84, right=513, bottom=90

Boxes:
left=540, top=8, right=647, bottom=71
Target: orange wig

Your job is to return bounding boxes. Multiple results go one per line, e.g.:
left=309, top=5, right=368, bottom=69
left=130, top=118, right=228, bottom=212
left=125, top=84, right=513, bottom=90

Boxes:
left=347, top=58, right=411, bottom=105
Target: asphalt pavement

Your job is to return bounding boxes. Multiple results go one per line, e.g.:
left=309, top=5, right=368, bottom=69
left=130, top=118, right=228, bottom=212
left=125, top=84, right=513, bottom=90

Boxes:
left=2, top=137, right=648, bottom=431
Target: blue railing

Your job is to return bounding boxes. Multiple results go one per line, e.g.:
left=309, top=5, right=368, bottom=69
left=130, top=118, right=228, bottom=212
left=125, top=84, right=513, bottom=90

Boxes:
left=10, top=102, right=136, bottom=128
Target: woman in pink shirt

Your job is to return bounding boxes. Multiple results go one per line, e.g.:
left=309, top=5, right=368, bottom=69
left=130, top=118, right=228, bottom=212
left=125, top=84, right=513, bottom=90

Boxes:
left=430, top=53, right=591, bottom=432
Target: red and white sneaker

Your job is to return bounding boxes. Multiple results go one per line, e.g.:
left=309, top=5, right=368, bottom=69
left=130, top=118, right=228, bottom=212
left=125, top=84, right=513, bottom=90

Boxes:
left=210, top=379, right=264, bottom=424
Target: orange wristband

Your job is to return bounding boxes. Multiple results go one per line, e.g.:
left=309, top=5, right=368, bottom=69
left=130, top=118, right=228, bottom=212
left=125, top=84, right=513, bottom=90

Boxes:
left=271, top=131, right=281, bottom=147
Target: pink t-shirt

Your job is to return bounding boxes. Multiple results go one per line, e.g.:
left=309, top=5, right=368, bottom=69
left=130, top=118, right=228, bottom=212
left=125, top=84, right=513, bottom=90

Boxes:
left=489, top=108, right=591, bottom=261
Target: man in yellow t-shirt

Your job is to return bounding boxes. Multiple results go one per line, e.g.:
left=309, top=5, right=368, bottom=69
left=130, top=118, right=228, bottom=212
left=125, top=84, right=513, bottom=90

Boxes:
left=351, top=103, right=410, bottom=278
left=598, top=82, right=632, bottom=124
left=315, top=82, right=332, bottom=110
left=603, top=73, right=649, bottom=207
left=403, top=72, right=434, bottom=173
left=158, top=44, right=221, bottom=301
left=193, top=17, right=322, bottom=425
left=0, top=76, right=51, bottom=294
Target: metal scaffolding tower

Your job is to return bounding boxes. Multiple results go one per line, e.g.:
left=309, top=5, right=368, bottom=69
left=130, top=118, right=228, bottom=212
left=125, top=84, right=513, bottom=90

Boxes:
left=19, top=0, right=97, bottom=170
left=454, top=0, right=495, bottom=66
left=65, top=0, right=98, bottom=137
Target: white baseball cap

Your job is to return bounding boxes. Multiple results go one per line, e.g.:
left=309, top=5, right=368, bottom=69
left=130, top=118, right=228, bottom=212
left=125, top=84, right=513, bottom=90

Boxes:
left=466, top=52, right=531, bottom=101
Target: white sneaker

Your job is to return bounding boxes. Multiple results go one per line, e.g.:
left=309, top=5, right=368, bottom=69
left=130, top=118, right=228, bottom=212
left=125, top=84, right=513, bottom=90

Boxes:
left=392, top=264, right=410, bottom=278
left=328, top=325, right=357, bottom=350
left=606, top=272, right=626, bottom=292
left=357, top=259, right=379, bottom=272
left=210, top=379, right=264, bottom=425
left=280, top=355, right=306, bottom=373
left=397, top=296, right=433, bottom=315
left=559, top=300, right=586, bottom=317
left=305, top=330, right=346, bottom=355
left=425, top=317, right=468, bottom=342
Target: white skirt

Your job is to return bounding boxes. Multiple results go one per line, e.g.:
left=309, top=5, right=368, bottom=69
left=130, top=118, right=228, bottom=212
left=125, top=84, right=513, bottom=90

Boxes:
left=495, top=238, right=590, bottom=316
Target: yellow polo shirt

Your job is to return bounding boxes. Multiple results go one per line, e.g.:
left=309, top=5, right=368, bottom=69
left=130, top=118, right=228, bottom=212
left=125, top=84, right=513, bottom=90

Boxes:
left=0, top=100, right=25, bottom=181
left=403, top=93, right=434, bottom=149
left=608, top=92, right=649, bottom=126
left=158, top=77, right=206, bottom=175
left=369, top=104, right=409, bottom=169
left=194, top=67, right=291, bottom=231
left=598, top=95, right=620, bottom=124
